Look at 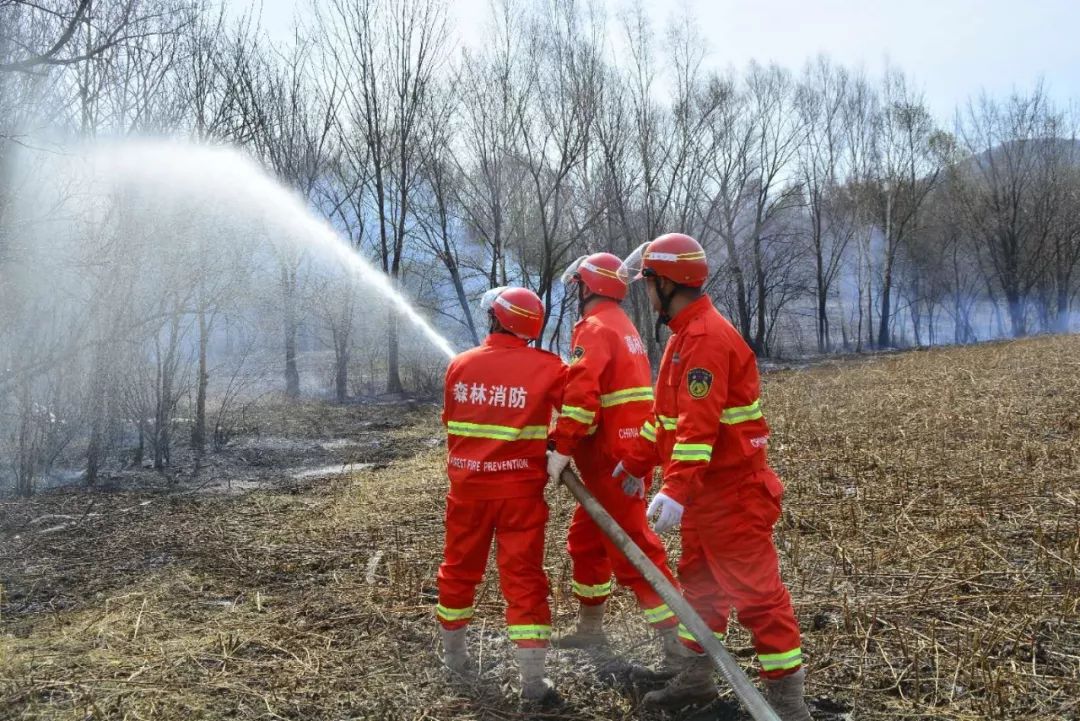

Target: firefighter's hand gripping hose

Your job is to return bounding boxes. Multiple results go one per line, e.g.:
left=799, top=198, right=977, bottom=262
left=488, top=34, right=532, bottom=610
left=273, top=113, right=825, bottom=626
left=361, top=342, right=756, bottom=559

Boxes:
left=559, top=467, right=783, bottom=721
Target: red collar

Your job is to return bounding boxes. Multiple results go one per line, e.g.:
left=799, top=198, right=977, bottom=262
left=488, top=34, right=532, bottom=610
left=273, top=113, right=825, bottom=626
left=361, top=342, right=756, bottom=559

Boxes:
left=483, top=333, right=529, bottom=349
left=667, top=295, right=714, bottom=334
left=579, top=298, right=619, bottom=322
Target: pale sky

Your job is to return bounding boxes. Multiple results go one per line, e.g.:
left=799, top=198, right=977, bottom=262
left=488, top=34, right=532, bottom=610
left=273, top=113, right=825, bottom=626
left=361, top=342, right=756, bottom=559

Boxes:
left=247, top=0, right=1080, bottom=122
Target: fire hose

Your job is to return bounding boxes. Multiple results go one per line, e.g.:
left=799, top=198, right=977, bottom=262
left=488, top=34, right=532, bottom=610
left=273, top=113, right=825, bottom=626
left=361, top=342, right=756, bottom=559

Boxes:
left=559, top=467, right=782, bottom=721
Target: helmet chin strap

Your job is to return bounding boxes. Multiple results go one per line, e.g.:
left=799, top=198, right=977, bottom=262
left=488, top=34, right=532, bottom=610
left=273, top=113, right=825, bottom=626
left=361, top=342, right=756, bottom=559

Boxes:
left=489, top=311, right=511, bottom=336
left=652, top=276, right=679, bottom=343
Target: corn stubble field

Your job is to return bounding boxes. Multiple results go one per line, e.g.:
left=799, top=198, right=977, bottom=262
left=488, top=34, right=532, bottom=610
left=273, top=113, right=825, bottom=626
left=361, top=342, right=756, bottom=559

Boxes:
left=1, top=336, right=1078, bottom=720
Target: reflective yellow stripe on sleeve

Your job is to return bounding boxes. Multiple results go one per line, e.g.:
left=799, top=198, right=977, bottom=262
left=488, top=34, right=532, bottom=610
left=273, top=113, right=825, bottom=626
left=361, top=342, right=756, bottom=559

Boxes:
left=599, top=386, right=654, bottom=407
left=560, top=405, right=596, bottom=425
left=639, top=420, right=657, bottom=443
left=446, top=421, right=548, bottom=441
left=657, top=415, right=677, bottom=430
left=720, top=399, right=763, bottom=425
left=671, top=442, right=712, bottom=463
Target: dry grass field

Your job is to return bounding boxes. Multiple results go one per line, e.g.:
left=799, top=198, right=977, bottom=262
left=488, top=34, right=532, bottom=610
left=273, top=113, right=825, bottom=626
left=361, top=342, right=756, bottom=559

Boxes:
left=2, top=336, right=1078, bottom=720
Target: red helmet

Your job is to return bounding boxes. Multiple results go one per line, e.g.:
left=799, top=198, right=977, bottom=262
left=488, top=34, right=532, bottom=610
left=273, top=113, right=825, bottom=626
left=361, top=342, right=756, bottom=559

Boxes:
left=620, top=233, right=708, bottom=288
left=560, top=252, right=628, bottom=301
left=480, top=286, right=545, bottom=340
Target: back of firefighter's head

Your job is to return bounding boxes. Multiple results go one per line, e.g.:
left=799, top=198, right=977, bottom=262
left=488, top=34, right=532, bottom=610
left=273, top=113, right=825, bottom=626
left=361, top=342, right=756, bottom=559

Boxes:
left=620, top=233, right=708, bottom=318
left=560, top=252, right=628, bottom=307
left=479, top=286, right=544, bottom=340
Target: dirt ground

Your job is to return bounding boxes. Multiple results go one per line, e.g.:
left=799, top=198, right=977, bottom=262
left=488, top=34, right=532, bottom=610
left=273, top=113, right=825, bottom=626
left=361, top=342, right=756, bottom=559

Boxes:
left=1, top=336, right=1078, bottom=720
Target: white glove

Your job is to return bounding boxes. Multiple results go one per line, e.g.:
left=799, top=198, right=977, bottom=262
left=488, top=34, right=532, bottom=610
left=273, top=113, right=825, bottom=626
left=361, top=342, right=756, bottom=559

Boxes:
left=547, top=451, right=571, bottom=483
left=647, top=492, right=684, bottom=534
left=612, top=461, right=644, bottom=498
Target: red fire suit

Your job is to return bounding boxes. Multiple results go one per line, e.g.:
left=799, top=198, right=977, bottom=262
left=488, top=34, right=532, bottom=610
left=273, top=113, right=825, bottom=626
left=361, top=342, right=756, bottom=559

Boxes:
left=550, top=300, right=679, bottom=630
left=437, top=333, right=567, bottom=648
left=621, top=295, right=804, bottom=678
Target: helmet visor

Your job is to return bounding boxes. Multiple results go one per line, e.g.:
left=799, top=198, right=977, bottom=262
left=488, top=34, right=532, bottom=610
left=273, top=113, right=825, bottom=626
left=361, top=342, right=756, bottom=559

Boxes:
left=479, top=285, right=509, bottom=313
left=560, top=256, right=587, bottom=287
left=617, top=243, right=650, bottom=284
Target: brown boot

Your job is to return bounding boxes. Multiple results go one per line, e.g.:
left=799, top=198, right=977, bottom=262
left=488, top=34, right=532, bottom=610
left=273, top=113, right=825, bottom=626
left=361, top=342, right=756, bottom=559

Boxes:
left=764, top=667, right=813, bottom=721
left=642, top=652, right=717, bottom=708
left=551, top=603, right=608, bottom=649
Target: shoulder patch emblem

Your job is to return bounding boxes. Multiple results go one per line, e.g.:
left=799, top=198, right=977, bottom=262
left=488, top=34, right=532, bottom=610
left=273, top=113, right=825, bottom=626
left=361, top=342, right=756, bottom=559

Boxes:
left=687, top=368, right=713, bottom=399
left=570, top=345, right=586, bottom=365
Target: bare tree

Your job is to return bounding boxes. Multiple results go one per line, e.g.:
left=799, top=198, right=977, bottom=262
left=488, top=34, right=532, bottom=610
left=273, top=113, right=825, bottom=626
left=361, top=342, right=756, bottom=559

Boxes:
left=796, top=56, right=852, bottom=352
left=415, top=74, right=480, bottom=345
left=233, top=31, right=340, bottom=397
left=319, top=0, right=448, bottom=393
left=873, top=68, right=945, bottom=348
left=0, top=0, right=150, bottom=74
left=744, top=62, right=805, bottom=353
left=509, top=1, right=605, bottom=340
left=952, top=88, right=1061, bottom=337
left=454, top=2, right=529, bottom=291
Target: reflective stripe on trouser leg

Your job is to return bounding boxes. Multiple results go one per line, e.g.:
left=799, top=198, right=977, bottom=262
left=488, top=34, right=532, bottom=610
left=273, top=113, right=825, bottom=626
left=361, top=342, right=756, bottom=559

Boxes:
left=677, top=622, right=726, bottom=644
left=642, top=603, right=676, bottom=626
left=689, top=470, right=804, bottom=679
left=572, top=579, right=613, bottom=601
left=573, top=453, right=680, bottom=622
left=436, top=604, right=474, bottom=624
left=494, top=497, right=552, bottom=647
left=507, top=625, right=552, bottom=643
left=759, top=647, right=803, bottom=672
left=438, top=497, right=496, bottom=631
left=566, top=502, right=613, bottom=606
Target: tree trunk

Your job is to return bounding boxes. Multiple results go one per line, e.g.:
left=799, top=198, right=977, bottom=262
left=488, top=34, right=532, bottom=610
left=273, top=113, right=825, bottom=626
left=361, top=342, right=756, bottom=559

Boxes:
left=16, top=380, right=34, bottom=498
left=283, top=273, right=300, bottom=398
left=814, top=219, right=828, bottom=353
left=840, top=309, right=849, bottom=351
left=386, top=307, right=403, bottom=394
left=1006, top=290, right=1027, bottom=338
left=866, top=274, right=874, bottom=350
left=878, top=255, right=894, bottom=348
left=334, top=328, right=350, bottom=403
left=753, top=235, right=767, bottom=355
left=335, top=351, right=349, bottom=402
left=84, top=349, right=109, bottom=486
left=1056, top=282, right=1070, bottom=334
left=443, top=250, right=479, bottom=346
left=723, top=228, right=752, bottom=343
left=134, top=422, right=145, bottom=466
left=855, top=275, right=864, bottom=353
left=817, top=286, right=829, bottom=354
left=191, top=307, right=209, bottom=455
left=910, top=302, right=922, bottom=346
left=155, top=361, right=174, bottom=470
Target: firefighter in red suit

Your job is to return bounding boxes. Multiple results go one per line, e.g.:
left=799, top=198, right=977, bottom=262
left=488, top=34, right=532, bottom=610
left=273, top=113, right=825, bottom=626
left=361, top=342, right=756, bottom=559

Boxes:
left=613, top=234, right=813, bottom=721
left=437, top=286, right=566, bottom=703
left=545, top=253, right=683, bottom=660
